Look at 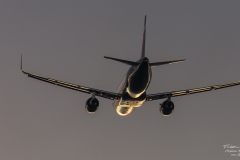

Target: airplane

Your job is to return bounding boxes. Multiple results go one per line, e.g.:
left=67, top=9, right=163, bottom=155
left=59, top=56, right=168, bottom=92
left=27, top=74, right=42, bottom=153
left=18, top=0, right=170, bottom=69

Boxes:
left=21, top=15, right=240, bottom=116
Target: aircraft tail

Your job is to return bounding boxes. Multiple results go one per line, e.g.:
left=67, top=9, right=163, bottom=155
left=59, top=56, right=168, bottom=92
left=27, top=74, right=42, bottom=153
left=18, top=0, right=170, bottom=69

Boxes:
left=141, top=15, right=147, bottom=58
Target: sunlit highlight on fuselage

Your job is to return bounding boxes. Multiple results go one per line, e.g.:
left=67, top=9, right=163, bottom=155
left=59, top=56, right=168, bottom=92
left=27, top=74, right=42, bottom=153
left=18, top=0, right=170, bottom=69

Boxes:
left=113, top=57, right=152, bottom=116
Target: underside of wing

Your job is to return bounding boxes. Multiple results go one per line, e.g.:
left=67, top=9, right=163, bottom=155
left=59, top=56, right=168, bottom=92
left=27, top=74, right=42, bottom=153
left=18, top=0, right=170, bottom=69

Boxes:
left=146, top=80, right=240, bottom=101
left=21, top=56, right=121, bottom=100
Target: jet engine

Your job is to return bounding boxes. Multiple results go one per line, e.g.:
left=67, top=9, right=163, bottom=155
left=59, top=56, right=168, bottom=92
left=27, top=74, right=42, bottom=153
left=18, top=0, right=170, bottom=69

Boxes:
left=160, top=100, right=174, bottom=116
left=85, top=97, right=99, bottom=114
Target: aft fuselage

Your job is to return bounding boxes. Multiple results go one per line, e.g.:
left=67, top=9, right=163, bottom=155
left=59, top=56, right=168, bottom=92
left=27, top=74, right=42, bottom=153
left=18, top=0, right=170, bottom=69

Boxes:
left=113, top=57, right=152, bottom=116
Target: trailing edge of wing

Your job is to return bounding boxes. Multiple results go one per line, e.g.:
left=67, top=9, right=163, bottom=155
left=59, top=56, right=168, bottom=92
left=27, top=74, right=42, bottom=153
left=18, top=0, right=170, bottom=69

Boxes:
left=104, top=56, right=139, bottom=66
left=146, top=80, right=240, bottom=101
left=21, top=55, right=121, bottom=100
left=149, top=59, right=186, bottom=67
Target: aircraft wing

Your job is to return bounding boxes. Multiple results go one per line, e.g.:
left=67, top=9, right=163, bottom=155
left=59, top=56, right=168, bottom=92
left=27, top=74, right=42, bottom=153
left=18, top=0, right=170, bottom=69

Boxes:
left=146, top=80, right=240, bottom=101
left=21, top=58, right=121, bottom=100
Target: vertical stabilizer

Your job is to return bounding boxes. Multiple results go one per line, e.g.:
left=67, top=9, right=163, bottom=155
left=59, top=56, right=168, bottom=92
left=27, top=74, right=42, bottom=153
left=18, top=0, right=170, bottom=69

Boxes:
left=141, top=15, right=146, bottom=58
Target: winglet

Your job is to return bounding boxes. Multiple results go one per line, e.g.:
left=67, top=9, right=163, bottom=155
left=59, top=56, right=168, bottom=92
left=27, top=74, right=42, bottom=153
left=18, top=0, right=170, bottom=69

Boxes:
left=21, top=54, right=27, bottom=74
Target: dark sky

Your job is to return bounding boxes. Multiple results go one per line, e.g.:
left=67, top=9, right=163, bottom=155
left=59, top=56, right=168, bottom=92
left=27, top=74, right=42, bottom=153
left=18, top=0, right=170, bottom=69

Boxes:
left=1, top=0, right=240, bottom=159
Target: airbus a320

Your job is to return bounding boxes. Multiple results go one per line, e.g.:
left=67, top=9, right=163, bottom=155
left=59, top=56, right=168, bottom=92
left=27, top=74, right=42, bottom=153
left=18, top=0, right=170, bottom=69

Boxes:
left=21, top=16, right=240, bottom=116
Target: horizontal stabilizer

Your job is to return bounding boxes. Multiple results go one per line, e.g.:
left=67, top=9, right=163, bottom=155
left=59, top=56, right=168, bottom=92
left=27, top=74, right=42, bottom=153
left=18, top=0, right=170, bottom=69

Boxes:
left=104, top=56, right=139, bottom=66
left=150, top=59, right=186, bottom=67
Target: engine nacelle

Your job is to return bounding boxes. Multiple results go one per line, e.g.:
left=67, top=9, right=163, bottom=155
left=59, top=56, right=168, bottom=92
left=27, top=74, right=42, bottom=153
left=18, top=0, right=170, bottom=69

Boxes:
left=160, top=100, right=174, bottom=116
left=85, top=97, right=99, bottom=114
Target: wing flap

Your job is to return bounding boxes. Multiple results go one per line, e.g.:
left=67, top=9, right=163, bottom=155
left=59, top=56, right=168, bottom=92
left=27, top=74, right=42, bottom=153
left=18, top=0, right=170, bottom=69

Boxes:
left=146, top=81, right=240, bottom=101
left=21, top=56, right=121, bottom=100
left=25, top=71, right=121, bottom=100
left=28, top=73, right=90, bottom=93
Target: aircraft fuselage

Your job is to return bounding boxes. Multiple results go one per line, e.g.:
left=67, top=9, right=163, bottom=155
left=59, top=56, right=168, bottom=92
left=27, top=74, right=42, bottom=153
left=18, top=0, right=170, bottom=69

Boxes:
left=113, top=57, right=152, bottom=116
